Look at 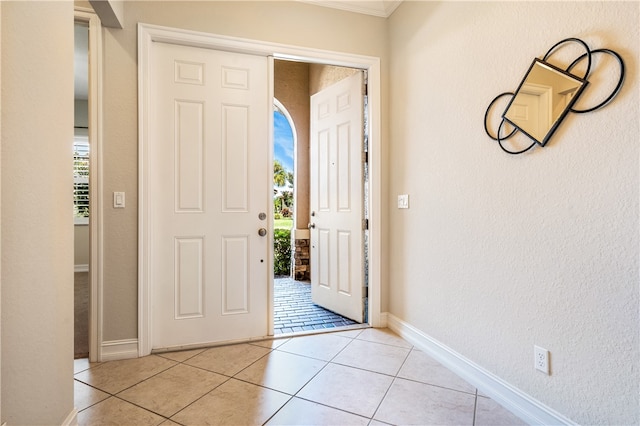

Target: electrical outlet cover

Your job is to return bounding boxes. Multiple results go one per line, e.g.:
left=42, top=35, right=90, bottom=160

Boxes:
left=534, top=345, right=549, bottom=375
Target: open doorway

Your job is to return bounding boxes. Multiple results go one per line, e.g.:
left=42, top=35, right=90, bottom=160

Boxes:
left=272, top=60, right=367, bottom=335
left=273, top=102, right=295, bottom=277
left=74, top=8, right=102, bottom=363
left=74, top=20, right=90, bottom=359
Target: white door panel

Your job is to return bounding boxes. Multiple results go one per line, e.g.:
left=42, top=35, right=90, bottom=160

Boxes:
left=149, top=42, right=269, bottom=349
left=511, top=92, right=541, bottom=141
left=310, top=72, right=364, bottom=323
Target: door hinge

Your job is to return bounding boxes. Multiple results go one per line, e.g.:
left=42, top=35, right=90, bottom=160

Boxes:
left=362, top=219, right=369, bottom=230
left=362, top=151, right=368, bottom=164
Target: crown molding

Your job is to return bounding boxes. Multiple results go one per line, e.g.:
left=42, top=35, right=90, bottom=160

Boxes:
left=297, top=0, right=403, bottom=18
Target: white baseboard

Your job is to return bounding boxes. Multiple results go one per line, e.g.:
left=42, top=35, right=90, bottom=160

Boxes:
left=100, top=339, right=139, bottom=362
left=386, top=313, right=576, bottom=426
left=74, top=264, right=89, bottom=273
left=61, top=408, right=78, bottom=426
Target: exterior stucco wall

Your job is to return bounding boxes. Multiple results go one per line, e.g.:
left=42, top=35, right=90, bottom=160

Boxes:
left=309, top=63, right=359, bottom=95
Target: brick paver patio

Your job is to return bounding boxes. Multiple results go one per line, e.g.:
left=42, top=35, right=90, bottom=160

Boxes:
left=274, top=278, right=357, bottom=334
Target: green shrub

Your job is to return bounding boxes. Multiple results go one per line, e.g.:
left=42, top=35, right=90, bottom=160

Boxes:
left=273, top=228, right=291, bottom=276
left=274, top=213, right=282, bottom=220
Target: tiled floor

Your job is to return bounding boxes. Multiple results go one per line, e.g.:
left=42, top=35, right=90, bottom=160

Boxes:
left=75, top=328, right=526, bottom=425
left=274, top=278, right=357, bottom=334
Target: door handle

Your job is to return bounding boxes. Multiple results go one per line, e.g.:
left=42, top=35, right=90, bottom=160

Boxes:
left=308, top=222, right=315, bottom=229
left=258, top=228, right=267, bottom=237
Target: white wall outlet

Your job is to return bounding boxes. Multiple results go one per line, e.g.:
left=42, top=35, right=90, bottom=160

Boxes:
left=397, top=194, right=409, bottom=209
left=534, top=345, right=550, bottom=375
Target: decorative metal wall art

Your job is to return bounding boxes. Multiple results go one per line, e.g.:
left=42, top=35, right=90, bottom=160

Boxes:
left=484, top=38, right=625, bottom=155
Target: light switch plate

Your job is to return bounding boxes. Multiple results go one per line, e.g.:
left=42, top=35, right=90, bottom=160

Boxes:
left=113, top=191, right=125, bottom=208
left=398, top=194, right=409, bottom=209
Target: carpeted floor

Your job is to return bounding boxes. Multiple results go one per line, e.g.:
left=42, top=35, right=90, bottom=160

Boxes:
left=74, top=271, right=89, bottom=359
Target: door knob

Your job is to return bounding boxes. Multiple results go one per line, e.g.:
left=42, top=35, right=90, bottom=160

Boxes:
left=258, top=228, right=267, bottom=237
left=308, top=222, right=316, bottom=229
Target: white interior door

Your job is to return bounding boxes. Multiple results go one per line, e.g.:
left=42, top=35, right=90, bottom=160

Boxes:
left=148, top=42, right=270, bottom=349
left=310, top=72, right=364, bottom=323
left=508, top=91, right=543, bottom=141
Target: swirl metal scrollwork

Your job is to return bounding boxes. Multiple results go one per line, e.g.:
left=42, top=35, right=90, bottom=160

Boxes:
left=484, top=38, right=625, bottom=155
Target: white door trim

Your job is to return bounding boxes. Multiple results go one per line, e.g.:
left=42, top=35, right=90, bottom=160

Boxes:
left=138, top=23, right=383, bottom=357
left=75, top=7, right=103, bottom=363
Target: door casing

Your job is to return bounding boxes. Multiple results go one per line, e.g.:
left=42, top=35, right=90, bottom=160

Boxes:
left=75, top=7, right=103, bottom=363
left=138, top=23, right=383, bottom=356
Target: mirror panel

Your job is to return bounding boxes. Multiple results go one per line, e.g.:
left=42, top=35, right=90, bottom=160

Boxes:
left=503, top=59, right=586, bottom=146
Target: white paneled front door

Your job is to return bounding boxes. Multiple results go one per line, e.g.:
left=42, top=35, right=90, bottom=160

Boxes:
left=309, top=72, right=365, bottom=323
left=148, top=41, right=270, bottom=349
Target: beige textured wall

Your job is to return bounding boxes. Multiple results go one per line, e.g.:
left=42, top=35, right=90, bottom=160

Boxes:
left=99, top=1, right=389, bottom=340
left=1, top=1, right=75, bottom=423
left=1, top=4, right=3, bottom=422
left=75, top=225, right=90, bottom=266
left=388, top=2, right=639, bottom=424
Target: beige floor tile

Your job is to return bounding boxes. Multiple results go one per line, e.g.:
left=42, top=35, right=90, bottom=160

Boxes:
left=475, top=396, right=527, bottom=426
left=397, top=349, right=476, bottom=394
left=356, top=328, right=413, bottom=348
left=117, top=364, right=228, bottom=418
left=266, top=397, right=370, bottom=425
left=74, top=380, right=109, bottom=411
left=331, top=328, right=365, bottom=339
left=297, top=363, right=393, bottom=418
left=156, top=348, right=205, bottom=363
left=250, top=338, right=290, bottom=349
left=235, top=349, right=327, bottom=394
left=277, top=332, right=352, bottom=361
left=74, top=355, right=177, bottom=394
left=77, top=397, right=164, bottom=426
left=171, top=378, right=290, bottom=426
left=184, top=343, right=271, bottom=376
left=333, top=338, right=410, bottom=376
left=374, top=378, right=475, bottom=425
left=74, top=358, right=93, bottom=374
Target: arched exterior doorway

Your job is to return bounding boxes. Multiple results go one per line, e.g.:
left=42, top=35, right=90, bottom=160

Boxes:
left=274, top=60, right=361, bottom=281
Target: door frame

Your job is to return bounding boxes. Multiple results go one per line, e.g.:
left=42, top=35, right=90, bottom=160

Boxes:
left=74, top=7, right=103, bottom=363
left=138, top=23, right=383, bottom=357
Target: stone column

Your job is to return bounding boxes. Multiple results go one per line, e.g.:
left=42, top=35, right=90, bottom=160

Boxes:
left=292, top=229, right=310, bottom=281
